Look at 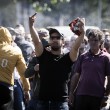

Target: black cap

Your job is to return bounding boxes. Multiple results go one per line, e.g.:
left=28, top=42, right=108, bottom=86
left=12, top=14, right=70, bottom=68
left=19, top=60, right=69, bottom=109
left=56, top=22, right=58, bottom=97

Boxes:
left=49, top=28, right=64, bottom=38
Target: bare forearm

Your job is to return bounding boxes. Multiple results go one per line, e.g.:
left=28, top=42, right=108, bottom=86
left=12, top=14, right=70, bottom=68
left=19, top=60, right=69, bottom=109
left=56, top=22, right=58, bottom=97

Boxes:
left=29, top=13, right=43, bottom=56
left=70, top=34, right=84, bottom=61
left=69, top=73, right=80, bottom=95
left=29, top=26, right=43, bottom=56
left=30, top=26, right=40, bottom=45
left=74, top=34, right=84, bottom=51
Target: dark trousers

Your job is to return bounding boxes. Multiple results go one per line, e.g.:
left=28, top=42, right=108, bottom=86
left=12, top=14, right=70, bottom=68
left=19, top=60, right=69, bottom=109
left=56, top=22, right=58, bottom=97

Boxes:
left=37, top=100, right=69, bottom=110
left=74, top=95, right=102, bottom=110
left=0, top=84, right=14, bottom=110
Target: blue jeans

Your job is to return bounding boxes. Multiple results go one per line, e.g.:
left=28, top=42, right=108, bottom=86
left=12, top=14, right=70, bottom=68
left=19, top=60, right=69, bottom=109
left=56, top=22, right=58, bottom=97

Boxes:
left=37, top=100, right=69, bottom=110
left=14, top=79, right=25, bottom=110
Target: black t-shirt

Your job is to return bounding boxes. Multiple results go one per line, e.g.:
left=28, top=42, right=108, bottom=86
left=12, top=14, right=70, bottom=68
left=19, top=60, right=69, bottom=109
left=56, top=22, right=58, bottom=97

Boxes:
left=37, top=49, right=73, bottom=101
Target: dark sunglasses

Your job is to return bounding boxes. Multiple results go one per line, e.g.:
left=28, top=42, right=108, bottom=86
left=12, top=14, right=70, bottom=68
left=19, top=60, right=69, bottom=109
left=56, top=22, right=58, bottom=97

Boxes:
left=50, top=36, right=61, bottom=40
left=89, top=39, right=99, bottom=42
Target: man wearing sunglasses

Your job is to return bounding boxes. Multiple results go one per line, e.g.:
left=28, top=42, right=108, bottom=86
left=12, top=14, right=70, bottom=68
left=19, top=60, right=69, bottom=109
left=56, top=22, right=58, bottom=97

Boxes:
left=28, top=13, right=84, bottom=110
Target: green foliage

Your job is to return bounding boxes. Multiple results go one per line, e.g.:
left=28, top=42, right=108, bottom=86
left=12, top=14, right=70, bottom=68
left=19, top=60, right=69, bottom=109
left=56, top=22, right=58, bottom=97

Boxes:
left=5, top=0, right=109, bottom=28
left=27, top=0, right=70, bottom=12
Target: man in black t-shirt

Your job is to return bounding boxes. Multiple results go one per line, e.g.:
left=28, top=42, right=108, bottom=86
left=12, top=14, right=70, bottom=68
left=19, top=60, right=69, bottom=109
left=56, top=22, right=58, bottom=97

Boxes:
left=28, top=13, right=85, bottom=110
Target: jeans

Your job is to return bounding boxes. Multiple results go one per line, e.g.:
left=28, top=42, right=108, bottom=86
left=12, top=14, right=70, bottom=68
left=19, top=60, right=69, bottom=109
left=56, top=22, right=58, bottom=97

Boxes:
left=14, top=79, right=25, bottom=110
left=37, top=100, right=69, bottom=110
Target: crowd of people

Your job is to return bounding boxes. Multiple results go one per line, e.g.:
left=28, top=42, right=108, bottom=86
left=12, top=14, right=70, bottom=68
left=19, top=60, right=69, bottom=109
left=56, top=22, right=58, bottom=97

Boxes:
left=0, top=13, right=110, bottom=110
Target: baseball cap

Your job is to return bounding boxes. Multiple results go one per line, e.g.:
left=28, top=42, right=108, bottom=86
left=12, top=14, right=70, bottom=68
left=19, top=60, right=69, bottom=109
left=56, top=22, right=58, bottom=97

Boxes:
left=49, top=28, right=64, bottom=38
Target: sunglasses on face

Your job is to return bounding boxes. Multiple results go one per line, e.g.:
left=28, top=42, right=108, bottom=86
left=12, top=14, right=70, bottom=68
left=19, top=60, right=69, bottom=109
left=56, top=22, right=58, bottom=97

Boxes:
left=50, top=36, right=61, bottom=40
left=89, top=39, right=99, bottom=42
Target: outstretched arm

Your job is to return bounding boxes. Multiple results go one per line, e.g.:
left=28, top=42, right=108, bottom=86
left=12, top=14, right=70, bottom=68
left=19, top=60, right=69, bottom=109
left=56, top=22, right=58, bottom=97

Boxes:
left=69, top=18, right=85, bottom=62
left=29, top=12, right=43, bottom=57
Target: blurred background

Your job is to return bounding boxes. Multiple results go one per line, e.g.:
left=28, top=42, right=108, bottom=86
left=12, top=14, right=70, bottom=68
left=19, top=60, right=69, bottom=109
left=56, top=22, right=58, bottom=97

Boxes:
left=0, top=0, right=110, bottom=33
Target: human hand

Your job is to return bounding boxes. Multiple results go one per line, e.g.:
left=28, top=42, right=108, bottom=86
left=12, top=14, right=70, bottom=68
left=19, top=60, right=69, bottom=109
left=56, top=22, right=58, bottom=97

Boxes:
left=29, top=12, right=37, bottom=27
left=69, top=17, right=85, bottom=36
left=100, top=96, right=108, bottom=108
left=34, top=64, right=39, bottom=71
left=68, top=92, right=75, bottom=107
left=45, top=46, right=51, bottom=52
left=24, top=91, right=31, bottom=103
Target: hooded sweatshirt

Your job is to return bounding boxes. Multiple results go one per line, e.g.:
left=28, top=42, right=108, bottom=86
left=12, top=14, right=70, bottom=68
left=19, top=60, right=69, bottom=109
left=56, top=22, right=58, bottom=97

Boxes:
left=0, top=26, right=30, bottom=91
